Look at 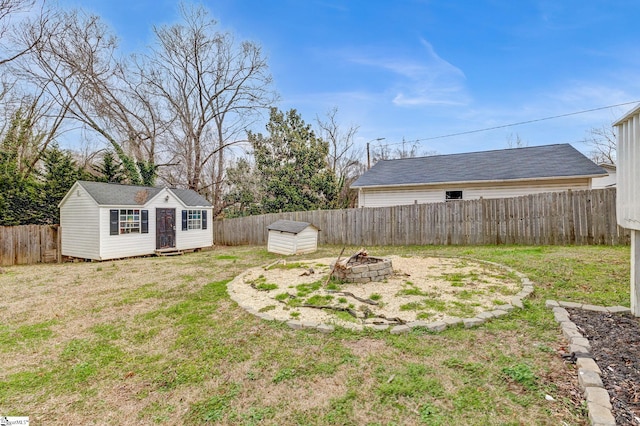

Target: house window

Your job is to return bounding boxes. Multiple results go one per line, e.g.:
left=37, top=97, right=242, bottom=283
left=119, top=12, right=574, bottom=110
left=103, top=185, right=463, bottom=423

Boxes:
left=445, top=190, right=463, bottom=201
left=187, top=210, right=202, bottom=230
left=119, top=209, right=141, bottom=233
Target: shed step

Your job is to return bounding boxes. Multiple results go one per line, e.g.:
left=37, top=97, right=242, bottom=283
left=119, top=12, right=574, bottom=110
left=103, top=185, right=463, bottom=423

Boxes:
left=155, top=249, right=184, bottom=256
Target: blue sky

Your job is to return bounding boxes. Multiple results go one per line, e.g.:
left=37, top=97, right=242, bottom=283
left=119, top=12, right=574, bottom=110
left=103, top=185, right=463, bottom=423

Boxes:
left=58, top=0, right=640, bottom=157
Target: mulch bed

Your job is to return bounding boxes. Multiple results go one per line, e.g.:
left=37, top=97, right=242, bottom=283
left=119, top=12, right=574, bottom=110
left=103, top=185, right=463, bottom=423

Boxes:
left=567, top=309, right=640, bottom=425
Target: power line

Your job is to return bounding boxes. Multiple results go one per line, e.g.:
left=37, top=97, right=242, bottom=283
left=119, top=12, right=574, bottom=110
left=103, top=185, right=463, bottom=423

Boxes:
left=377, top=100, right=639, bottom=147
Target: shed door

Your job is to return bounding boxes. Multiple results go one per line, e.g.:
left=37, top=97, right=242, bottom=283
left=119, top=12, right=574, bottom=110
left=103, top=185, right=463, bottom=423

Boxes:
left=156, top=208, right=176, bottom=249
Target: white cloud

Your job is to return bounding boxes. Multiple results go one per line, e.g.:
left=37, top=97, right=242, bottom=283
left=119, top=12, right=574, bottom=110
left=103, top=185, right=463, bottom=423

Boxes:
left=339, top=38, right=470, bottom=107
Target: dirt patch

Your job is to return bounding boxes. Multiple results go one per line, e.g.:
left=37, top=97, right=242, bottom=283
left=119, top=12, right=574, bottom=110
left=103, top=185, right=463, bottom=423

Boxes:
left=228, top=256, right=522, bottom=328
left=342, top=338, right=388, bottom=358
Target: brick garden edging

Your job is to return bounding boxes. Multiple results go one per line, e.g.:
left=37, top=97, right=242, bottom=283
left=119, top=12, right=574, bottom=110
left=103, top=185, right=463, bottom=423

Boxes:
left=547, top=300, right=630, bottom=426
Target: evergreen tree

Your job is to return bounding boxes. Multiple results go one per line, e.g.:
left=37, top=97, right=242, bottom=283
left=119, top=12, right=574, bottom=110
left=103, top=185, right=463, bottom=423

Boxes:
left=0, top=150, right=41, bottom=225
left=249, top=108, right=339, bottom=213
left=223, top=158, right=263, bottom=217
left=40, top=146, right=83, bottom=224
left=0, top=110, right=42, bottom=225
left=93, top=150, right=125, bottom=183
left=137, top=160, right=157, bottom=187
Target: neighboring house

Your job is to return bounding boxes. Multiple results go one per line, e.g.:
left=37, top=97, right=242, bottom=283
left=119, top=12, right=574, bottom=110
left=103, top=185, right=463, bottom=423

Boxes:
left=267, top=220, right=319, bottom=255
left=59, top=181, right=213, bottom=261
left=351, top=144, right=607, bottom=208
left=591, top=163, right=616, bottom=189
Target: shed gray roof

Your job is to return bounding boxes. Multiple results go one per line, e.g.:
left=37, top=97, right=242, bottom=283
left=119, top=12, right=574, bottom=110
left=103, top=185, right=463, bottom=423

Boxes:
left=76, top=181, right=212, bottom=207
left=267, top=220, right=318, bottom=234
left=351, top=144, right=607, bottom=188
left=169, top=188, right=212, bottom=207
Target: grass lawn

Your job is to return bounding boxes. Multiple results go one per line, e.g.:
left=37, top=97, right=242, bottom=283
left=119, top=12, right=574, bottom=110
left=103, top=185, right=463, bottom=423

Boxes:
left=0, top=244, right=630, bottom=425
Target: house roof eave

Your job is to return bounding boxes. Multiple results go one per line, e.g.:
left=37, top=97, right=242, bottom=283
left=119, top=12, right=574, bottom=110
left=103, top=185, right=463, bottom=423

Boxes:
left=613, top=103, right=640, bottom=126
left=351, top=173, right=607, bottom=190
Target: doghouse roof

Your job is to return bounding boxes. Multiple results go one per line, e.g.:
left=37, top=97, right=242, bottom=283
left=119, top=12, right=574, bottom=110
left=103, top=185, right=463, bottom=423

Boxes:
left=267, top=220, right=319, bottom=234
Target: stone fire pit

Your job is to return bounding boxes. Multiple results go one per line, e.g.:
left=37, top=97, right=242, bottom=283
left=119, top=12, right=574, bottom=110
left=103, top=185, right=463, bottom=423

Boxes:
left=331, top=251, right=393, bottom=283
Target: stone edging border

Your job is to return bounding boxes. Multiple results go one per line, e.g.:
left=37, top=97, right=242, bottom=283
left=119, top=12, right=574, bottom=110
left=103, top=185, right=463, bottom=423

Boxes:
left=227, top=259, right=534, bottom=334
left=546, top=300, right=631, bottom=426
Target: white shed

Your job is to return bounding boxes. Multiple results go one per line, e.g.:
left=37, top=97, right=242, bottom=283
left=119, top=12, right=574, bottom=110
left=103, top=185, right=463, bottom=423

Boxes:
left=614, top=104, right=640, bottom=316
left=267, top=220, right=319, bottom=255
left=59, top=181, right=213, bottom=261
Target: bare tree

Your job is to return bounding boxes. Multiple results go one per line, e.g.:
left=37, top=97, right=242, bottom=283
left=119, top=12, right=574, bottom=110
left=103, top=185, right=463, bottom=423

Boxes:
left=506, top=132, right=528, bottom=148
left=142, top=3, right=276, bottom=211
left=315, top=107, right=364, bottom=207
left=16, top=9, right=164, bottom=184
left=7, top=2, right=275, bottom=197
left=0, top=0, right=50, bottom=142
left=371, top=139, right=435, bottom=164
left=585, top=125, right=616, bottom=165
left=0, top=90, right=67, bottom=178
left=0, top=0, right=46, bottom=66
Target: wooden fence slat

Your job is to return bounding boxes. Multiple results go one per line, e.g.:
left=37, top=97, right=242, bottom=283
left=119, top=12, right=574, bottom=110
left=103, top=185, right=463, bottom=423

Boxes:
left=0, top=225, right=60, bottom=266
left=212, top=188, right=625, bottom=248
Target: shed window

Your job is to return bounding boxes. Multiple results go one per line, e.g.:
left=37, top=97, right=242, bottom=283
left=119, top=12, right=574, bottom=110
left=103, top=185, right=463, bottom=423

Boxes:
left=187, top=210, right=202, bottom=230
left=119, top=209, right=141, bottom=234
left=445, top=190, right=463, bottom=201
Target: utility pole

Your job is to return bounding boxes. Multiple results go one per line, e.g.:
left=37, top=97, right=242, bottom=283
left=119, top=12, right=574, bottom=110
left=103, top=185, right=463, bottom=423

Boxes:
left=366, top=137, right=385, bottom=169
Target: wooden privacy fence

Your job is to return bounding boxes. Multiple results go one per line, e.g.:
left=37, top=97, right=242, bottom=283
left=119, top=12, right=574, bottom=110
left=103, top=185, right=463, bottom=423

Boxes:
left=213, top=188, right=629, bottom=247
left=0, top=225, right=60, bottom=266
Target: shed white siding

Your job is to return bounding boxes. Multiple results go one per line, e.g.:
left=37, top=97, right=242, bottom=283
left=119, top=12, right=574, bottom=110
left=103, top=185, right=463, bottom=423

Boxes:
left=97, top=193, right=213, bottom=260
left=97, top=205, right=156, bottom=260
left=615, top=107, right=640, bottom=230
left=175, top=206, right=214, bottom=252
left=358, top=178, right=592, bottom=208
left=267, top=227, right=318, bottom=255
left=60, top=184, right=101, bottom=259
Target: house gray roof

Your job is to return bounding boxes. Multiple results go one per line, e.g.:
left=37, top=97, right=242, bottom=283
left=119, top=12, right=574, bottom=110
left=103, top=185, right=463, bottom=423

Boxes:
left=76, top=181, right=212, bottom=207
left=351, top=144, right=607, bottom=188
left=267, top=220, right=318, bottom=234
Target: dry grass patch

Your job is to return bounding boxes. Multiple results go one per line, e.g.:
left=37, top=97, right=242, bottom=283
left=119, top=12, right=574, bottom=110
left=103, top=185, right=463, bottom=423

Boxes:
left=1, top=245, right=625, bottom=424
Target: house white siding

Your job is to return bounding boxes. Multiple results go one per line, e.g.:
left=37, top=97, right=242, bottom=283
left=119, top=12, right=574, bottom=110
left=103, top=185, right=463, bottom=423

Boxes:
left=590, top=164, right=615, bottom=189
left=615, top=107, right=640, bottom=230
left=591, top=169, right=616, bottom=189
left=60, top=184, right=100, bottom=259
left=358, top=178, right=592, bottom=208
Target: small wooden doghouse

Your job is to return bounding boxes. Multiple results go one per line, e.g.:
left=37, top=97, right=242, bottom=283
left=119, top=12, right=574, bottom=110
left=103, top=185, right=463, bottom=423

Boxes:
left=267, top=220, right=319, bottom=255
